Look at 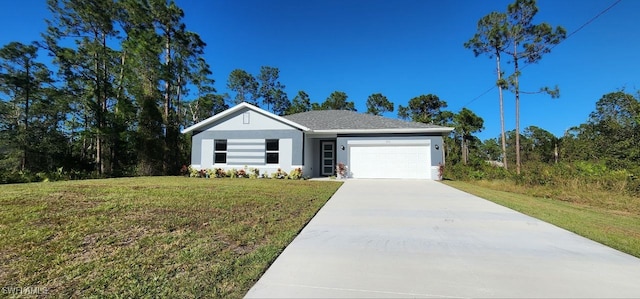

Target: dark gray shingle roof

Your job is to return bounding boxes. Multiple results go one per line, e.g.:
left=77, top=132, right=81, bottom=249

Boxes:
left=282, top=110, right=444, bottom=130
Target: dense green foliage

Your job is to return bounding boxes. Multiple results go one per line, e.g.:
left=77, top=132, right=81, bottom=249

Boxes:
left=319, top=91, right=356, bottom=111
left=1, top=0, right=220, bottom=180
left=453, top=0, right=640, bottom=200
left=285, top=90, right=312, bottom=115
left=227, top=69, right=259, bottom=106
left=453, top=108, right=484, bottom=165
left=398, top=94, right=450, bottom=124
left=365, top=93, right=394, bottom=115
left=446, top=161, right=639, bottom=195
left=444, top=91, right=640, bottom=197
left=257, top=66, right=289, bottom=115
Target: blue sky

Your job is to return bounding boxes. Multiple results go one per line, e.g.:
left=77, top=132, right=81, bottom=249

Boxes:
left=1, top=0, right=638, bottom=140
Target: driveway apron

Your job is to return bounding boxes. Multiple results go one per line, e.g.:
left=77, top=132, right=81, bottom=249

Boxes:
left=245, top=179, right=640, bottom=298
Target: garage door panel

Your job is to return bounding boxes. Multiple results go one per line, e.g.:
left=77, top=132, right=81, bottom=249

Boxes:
left=349, top=145, right=431, bottom=179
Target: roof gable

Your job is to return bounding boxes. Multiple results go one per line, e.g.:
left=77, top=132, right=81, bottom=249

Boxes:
left=181, top=102, right=309, bottom=134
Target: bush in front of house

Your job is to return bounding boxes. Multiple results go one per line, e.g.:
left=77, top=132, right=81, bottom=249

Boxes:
left=186, top=167, right=305, bottom=180
left=289, top=168, right=303, bottom=180
left=271, top=168, right=288, bottom=179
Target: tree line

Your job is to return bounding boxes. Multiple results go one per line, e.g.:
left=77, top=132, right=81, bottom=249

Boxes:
left=464, top=0, right=565, bottom=174
left=0, top=0, right=460, bottom=181
left=0, top=0, right=217, bottom=179
left=458, top=0, right=638, bottom=185
left=1, top=0, right=637, bottom=184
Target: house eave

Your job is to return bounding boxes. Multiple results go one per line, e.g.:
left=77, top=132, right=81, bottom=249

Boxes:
left=309, top=127, right=454, bottom=134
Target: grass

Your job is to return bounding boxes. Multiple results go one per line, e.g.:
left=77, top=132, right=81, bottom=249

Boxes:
left=443, top=180, right=640, bottom=258
left=0, top=177, right=342, bottom=298
left=469, top=178, right=640, bottom=214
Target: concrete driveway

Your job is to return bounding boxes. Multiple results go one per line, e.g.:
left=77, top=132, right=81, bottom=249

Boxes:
left=245, top=180, right=640, bottom=298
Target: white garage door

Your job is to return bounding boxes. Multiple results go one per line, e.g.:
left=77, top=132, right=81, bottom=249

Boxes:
left=349, top=144, right=431, bottom=179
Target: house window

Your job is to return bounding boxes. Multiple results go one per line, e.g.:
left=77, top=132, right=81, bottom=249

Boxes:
left=266, top=139, right=279, bottom=164
left=214, top=140, right=227, bottom=164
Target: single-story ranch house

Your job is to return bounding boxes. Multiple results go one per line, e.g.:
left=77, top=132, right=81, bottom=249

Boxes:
left=181, top=102, right=454, bottom=179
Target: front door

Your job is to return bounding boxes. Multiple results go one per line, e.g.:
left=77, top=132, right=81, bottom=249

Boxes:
left=321, top=141, right=335, bottom=176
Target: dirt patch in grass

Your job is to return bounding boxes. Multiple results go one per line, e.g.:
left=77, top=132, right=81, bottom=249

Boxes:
left=0, top=177, right=342, bottom=298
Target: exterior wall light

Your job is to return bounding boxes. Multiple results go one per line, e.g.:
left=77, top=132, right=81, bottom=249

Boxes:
left=340, top=145, right=345, bottom=150
left=435, top=144, right=440, bottom=150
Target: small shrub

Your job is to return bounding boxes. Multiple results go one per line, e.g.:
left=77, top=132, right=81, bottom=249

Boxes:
left=38, top=167, right=68, bottom=182
left=482, top=164, right=509, bottom=180
left=470, top=170, right=485, bottom=180
left=575, top=161, right=608, bottom=177
left=248, top=168, right=259, bottom=179
left=443, top=163, right=470, bottom=180
left=216, top=168, right=226, bottom=178
left=1, top=170, right=38, bottom=183
left=336, top=162, right=347, bottom=178
left=289, top=168, right=303, bottom=180
left=437, top=163, right=445, bottom=180
left=237, top=169, right=247, bottom=178
left=227, top=168, right=237, bottom=178
left=271, top=168, right=287, bottom=179
left=180, top=165, right=189, bottom=176
left=517, top=162, right=553, bottom=186
left=189, top=167, right=199, bottom=178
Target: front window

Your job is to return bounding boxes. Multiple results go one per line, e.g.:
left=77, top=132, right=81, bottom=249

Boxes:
left=266, top=139, right=279, bottom=164
left=215, top=140, right=227, bottom=164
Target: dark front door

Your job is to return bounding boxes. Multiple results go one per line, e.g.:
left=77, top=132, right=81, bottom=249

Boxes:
left=321, top=141, right=335, bottom=176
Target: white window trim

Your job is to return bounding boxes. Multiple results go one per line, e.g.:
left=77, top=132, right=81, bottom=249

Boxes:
left=243, top=112, right=250, bottom=124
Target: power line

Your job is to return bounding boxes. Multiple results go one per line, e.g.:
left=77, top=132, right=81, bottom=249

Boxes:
left=460, top=0, right=622, bottom=109
left=460, top=86, right=495, bottom=108
left=562, top=0, right=622, bottom=42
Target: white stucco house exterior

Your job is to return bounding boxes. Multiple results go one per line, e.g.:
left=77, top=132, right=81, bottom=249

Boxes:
left=181, top=102, right=454, bottom=180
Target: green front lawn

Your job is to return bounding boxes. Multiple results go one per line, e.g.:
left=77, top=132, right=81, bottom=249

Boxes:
left=0, top=177, right=342, bottom=298
left=444, top=180, right=640, bottom=258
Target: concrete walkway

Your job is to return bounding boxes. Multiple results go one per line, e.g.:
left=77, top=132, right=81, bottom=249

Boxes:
left=245, top=180, right=640, bottom=298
